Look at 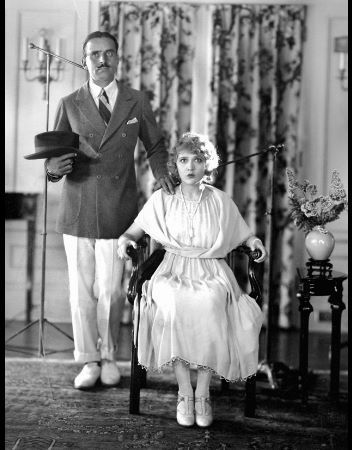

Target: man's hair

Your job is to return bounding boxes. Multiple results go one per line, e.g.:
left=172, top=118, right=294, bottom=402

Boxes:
left=82, top=31, right=119, bottom=56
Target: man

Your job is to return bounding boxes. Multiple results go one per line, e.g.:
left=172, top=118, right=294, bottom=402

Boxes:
left=46, top=31, right=175, bottom=390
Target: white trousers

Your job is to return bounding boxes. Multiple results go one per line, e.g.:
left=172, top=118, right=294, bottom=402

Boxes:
left=63, top=234, right=125, bottom=363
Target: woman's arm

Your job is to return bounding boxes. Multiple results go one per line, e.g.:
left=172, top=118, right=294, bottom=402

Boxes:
left=117, top=223, right=145, bottom=259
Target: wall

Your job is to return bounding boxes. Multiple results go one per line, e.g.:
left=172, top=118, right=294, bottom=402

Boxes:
left=297, top=0, right=348, bottom=332
left=5, top=0, right=99, bottom=322
left=5, top=0, right=348, bottom=330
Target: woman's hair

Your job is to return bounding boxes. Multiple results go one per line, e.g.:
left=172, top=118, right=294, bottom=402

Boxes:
left=168, top=132, right=219, bottom=183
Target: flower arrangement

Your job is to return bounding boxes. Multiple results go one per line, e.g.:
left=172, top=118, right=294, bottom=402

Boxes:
left=286, top=168, right=348, bottom=234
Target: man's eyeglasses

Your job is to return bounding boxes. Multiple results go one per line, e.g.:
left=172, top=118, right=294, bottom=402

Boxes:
left=86, top=50, right=117, bottom=60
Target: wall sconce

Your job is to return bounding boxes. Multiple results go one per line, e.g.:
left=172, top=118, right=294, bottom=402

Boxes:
left=334, top=36, right=348, bottom=91
left=21, top=29, right=64, bottom=100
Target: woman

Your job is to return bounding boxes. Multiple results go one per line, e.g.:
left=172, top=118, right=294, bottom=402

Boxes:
left=117, top=132, right=266, bottom=427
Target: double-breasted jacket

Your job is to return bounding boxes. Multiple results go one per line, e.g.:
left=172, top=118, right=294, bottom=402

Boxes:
left=52, top=81, right=169, bottom=239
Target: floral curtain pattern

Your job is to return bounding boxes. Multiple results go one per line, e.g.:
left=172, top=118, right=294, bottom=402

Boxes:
left=209, top=5, right=306, bottom=328
left=99, top=2, right=306, bottom=329
left=100, top=1, right=196, bottom=206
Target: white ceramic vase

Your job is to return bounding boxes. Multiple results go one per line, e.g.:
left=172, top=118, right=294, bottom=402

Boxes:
left=304, top=226, right=335, bottom=261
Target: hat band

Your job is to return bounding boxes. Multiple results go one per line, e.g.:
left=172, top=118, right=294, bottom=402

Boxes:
left=35, top=144, right=76, bottom=150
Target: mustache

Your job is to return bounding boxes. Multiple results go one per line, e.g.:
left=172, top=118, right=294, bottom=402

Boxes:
left=97, top=63, right=110, bottom=68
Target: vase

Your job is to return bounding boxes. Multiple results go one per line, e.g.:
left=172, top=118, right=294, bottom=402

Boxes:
left=304, top=226, right=335, bottom=261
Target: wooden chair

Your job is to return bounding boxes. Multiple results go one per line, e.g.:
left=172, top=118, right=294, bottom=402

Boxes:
left=126, top=236, right=263, bottom=418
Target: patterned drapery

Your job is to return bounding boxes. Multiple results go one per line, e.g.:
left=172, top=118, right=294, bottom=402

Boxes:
left=99, top=2, right=306, bottom=328
left=100, top=1, right=196, bottom=206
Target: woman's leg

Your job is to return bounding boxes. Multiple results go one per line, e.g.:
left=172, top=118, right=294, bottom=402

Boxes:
left=173, top=359, right=193, bottom=396
left=195, top=368, right=212, bottom=398
left=173, top=360, right=194, bottom=426
left=195, top=368, right=213, bottom=427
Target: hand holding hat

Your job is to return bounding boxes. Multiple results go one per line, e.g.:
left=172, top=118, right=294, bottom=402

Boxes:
left=24, top=131, right=100, bottom=160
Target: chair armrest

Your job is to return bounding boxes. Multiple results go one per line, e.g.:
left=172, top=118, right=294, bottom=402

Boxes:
left=235, top=244, right=262, bottom=261
left=234, top=245, right=263, bottom=307
left=126, top=244, right=166, bottom=305
left=126, top=245, right=139, bottom=305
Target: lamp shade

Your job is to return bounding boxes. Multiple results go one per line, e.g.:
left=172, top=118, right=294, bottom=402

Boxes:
left=334, top=36, right=348, bottom=53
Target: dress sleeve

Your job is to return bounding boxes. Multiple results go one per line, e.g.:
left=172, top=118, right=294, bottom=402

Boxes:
left=134, top=190, right=173, bottom=246
left=227, top=200, right=253, bottom=248
left=201, top=187, right=253, bottom=257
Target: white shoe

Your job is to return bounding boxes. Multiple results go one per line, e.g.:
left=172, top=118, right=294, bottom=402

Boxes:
left=74, top=363, right=101, bottom=390
left=176, top=395, right=195, bottom=427
left=100, top=359, right=121, bottom=386
left=195, top=397, right=213, bottom=427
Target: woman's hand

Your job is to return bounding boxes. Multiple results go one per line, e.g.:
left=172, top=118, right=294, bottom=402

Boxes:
left=246, top=236, right=267, bottom=263
left=117, top=235, right=137, bottom=260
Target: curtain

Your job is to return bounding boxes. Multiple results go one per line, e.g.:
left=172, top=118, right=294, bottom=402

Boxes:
left=208, top=5, right=306, bottom=328
left=100, top=1, right=197, bottom=206
left=99, top=2, right=306, bottom=329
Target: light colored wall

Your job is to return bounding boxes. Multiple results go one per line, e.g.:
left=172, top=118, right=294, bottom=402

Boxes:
left=297, top=0, right=348, bottom=331
left=5, top=0, right=99, bottom=322
left=5, top=0, right=348, bottom=331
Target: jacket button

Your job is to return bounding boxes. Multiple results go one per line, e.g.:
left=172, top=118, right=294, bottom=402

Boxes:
left=97, top=175, right=101, bottom=179
left=115, top=175, right=119, bottom=179
left=122, top=133, right=126, bottom=137
left=89, top=133, right=94, bottom=137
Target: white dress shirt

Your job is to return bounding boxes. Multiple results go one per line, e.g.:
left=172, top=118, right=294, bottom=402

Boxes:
left=89, top=78, right=118, bottom=110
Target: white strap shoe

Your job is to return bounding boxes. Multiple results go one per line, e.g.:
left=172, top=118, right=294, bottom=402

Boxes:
left=195, top=396, right=213, bottom=427
left=74, top=363, right=101, bottom=390
left=176, top=394, right=195, bottom=427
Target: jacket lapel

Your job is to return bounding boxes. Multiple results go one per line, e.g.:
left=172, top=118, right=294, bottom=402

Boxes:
left=99, top=83, right=137, bottom=148
left=74, top=82, right=106, bottom=136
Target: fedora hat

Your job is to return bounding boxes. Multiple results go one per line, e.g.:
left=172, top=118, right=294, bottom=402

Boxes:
left=24, top=131, right=81, bottom=160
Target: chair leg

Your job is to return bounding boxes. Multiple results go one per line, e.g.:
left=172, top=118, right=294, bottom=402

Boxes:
left=244, top=376, right=256, bottom=417
left=129, top=343, right=141, bottom=414
left=140, top=367, right=147, bottom=388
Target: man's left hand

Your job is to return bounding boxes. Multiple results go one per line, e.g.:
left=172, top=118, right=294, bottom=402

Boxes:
left=158, top=174, right=177, bottom=195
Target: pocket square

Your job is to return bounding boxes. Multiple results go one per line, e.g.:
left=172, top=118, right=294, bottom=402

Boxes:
left=127, top=117, right=138, bottom=125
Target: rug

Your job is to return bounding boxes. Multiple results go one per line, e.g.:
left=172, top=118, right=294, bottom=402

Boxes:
left=5, top=357, right=348, bottom=449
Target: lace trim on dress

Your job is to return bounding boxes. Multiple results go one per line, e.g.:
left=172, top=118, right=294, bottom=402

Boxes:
left=136, top=356, right=257, bottom=383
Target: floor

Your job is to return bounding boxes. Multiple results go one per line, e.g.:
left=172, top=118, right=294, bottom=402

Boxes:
left=5, top=320, right=348, bottom=372
left=5, top=321, right=348, bottom=449
left=5, top=357, right=348, bottom=449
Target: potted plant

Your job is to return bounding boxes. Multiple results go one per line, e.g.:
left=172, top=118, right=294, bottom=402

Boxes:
left=286, top=169, right=348, bottom=261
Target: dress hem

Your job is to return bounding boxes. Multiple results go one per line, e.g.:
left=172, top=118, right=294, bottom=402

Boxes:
left=137, top=356, right=257, bottom=383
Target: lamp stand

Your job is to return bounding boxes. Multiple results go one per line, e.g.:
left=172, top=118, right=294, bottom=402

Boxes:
left=5, top=52, right=74, bottom=357
left=220, top=144, right=297, bottom=392
left=256, top=147, right=296, bottom=391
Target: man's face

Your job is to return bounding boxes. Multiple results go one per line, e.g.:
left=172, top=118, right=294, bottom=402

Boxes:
left=83, top=37, right=119, bottom=87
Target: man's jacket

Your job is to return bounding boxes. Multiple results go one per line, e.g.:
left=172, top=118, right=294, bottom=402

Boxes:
left=52, top=81, right=168, bottom=239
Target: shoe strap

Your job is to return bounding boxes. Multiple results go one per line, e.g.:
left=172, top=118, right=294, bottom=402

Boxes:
left=177, top=395, right=194, bottom=414
left=195, top=397, right=211, bottom=414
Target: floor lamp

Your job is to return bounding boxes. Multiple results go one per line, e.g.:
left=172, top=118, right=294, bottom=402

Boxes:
left=5, top=44, right=84, bottom=357
left=219, top=144, right=293, bottom=390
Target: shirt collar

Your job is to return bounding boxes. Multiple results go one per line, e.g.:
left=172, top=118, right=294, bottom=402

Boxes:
left=89, top=78, right=118, bottom=100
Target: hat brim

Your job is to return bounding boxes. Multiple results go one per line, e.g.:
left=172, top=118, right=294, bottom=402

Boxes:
left=24, top=146, right=81, bottom=160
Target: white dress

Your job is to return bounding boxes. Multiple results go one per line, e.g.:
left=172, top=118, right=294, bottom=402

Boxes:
left=133, top=184, right=263, bottom=382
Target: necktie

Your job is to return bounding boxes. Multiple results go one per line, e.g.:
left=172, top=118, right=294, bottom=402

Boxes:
left=99, top=89, right=112, bottom=126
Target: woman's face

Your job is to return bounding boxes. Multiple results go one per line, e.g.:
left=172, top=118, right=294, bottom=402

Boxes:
left=176, top=148, right=206, bottom=185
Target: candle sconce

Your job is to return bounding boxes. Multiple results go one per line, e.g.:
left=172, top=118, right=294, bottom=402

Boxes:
left=334, top=36, right=348, bottom=91
left=21, top=29, right=64, bottom=100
